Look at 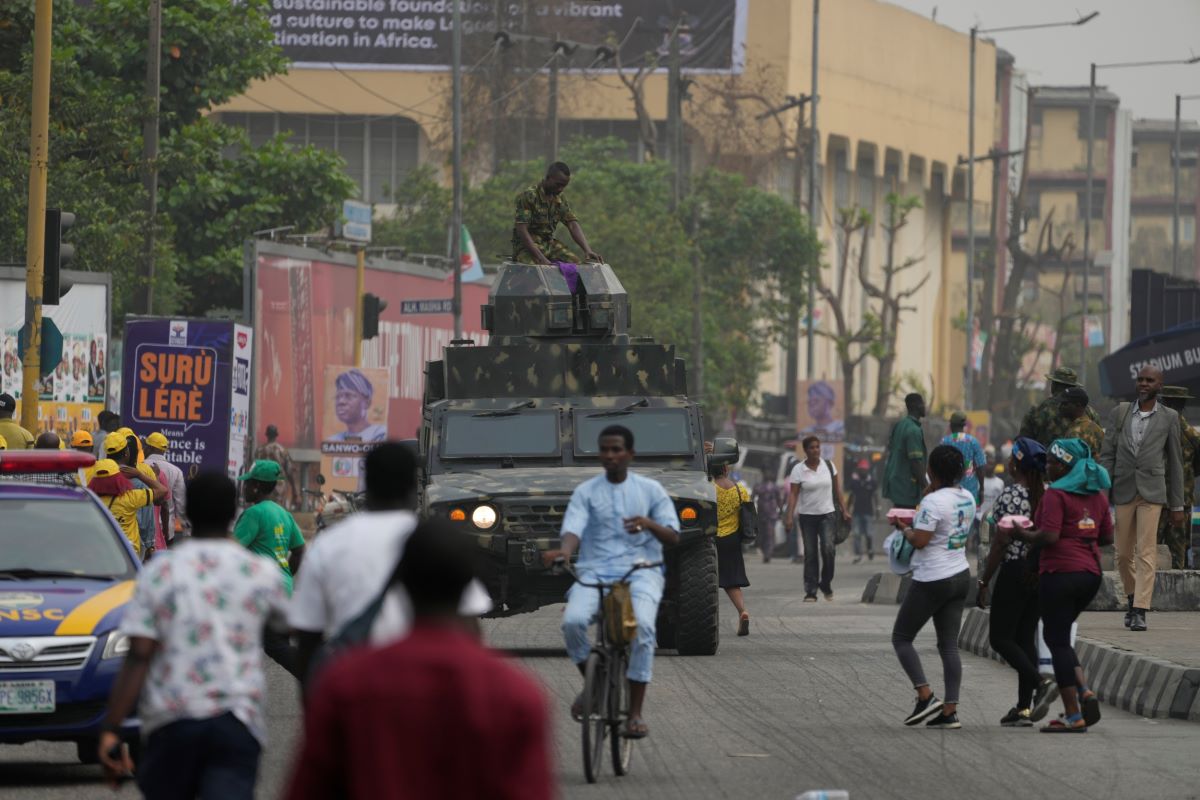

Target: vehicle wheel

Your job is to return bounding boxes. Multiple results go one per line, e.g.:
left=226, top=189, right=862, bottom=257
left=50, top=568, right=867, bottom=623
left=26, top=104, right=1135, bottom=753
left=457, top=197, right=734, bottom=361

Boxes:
left=610, top=651, right=633, bottom=776
left=582, top=651, right=609, bottom=784
left=674, top=538, right=719, bottom=656
left=76, top=738, right=99, bottom=765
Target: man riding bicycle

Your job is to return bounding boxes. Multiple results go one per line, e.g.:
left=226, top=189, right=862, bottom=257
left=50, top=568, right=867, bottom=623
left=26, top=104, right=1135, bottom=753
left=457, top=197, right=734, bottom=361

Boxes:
left=543, top=425, right=681, bottom=739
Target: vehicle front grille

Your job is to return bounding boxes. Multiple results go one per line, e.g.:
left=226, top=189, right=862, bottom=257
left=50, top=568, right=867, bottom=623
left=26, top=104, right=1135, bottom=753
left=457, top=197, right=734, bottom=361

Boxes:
left=0, top=636, right=96, bottom=672
left=501, top=500, right=568, bottom=537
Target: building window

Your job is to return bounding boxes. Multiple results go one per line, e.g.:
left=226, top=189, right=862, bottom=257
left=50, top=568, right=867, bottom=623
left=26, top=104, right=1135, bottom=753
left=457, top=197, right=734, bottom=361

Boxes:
left=218, top=112, right=420, bottom=203
left=1077, top=108, right=1111, bottom=140
left=1185, top=217, right=1196, bottom=245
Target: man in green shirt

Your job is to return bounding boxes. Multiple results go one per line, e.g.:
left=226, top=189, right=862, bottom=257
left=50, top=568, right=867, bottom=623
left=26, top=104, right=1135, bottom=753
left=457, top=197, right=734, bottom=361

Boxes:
left=236, top=459, right=305, bottom=678
left=883, top=393, right=928, bottom=509
left=511, top=161, right=602, bottom=265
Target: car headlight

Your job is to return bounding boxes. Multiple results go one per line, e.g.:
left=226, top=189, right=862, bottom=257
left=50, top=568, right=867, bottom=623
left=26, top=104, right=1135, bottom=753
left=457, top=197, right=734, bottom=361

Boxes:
left=471, top=504, right=498, bottom=529
left=102, top=631, right=131, bottom=660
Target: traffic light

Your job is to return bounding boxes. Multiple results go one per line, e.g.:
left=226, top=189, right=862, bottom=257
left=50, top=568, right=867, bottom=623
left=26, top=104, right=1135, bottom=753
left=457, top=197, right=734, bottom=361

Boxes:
left=362, top=292, right=387, bottom=340
left=43, top=208, right=75, bottom=305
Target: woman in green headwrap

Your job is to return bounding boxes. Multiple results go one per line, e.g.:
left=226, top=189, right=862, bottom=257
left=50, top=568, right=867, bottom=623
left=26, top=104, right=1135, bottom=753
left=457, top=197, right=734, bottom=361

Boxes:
left=1010, top=437, right=1113, bottom=732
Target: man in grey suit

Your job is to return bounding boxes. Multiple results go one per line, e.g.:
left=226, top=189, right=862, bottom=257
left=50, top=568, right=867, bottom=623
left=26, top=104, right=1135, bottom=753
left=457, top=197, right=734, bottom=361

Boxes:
left=1099, top=366, right=1185, bottom=632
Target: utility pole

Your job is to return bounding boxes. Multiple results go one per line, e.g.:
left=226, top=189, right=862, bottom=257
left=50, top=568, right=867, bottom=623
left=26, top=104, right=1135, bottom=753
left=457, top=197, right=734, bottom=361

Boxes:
left=1174, top=93, right=1183, bottom=277
left=805, top=0, right=820, bottom=383
left=451, top=0, right=463, bottom=339
left=1082, top=63, right=1096, bottom=380
left=353, top=246, right=365, bottom=367
left=140, top=0, right=162, bottom=315
left=547, top=38, right=560, bottom=162
left=758, top=94, right=812, bottom=420
left=965, top=26, right=977, bottom=411
left=667, top=19, right=682, bottom=209
left=20, top=0, right=54, bottom=434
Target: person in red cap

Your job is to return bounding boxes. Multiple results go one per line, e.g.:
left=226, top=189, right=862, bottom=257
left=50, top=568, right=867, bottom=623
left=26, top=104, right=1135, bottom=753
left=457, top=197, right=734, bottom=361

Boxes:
left=845, top=458, right=878, bottom=563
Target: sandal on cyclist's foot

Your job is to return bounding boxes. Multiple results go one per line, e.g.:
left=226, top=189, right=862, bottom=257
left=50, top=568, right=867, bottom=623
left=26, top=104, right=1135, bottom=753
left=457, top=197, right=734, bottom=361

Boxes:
left=623, top=717, right=649, bottom=739
left=737, top=614, right=750, bottom=637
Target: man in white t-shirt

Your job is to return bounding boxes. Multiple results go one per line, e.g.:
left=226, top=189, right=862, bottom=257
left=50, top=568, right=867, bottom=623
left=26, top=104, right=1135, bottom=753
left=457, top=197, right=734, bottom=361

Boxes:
left=289, top=443, right=492, bottom=688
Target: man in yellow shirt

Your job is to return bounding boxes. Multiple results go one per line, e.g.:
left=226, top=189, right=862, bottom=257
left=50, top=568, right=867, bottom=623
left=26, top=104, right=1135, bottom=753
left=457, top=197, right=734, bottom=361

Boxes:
left=97, top=431, right=167, bottom=557
left=88, top=458, right=165, bottom=557
left=71, top=430, right=98, bottom=485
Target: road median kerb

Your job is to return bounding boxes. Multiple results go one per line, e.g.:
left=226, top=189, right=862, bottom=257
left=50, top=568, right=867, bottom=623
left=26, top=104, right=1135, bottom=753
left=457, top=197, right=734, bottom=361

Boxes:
left=958, top=606, right=1200, bottom=723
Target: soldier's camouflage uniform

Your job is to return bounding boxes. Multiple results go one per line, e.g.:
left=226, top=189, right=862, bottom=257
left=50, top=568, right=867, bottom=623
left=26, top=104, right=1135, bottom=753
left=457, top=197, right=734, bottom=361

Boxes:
left=1064, top=415, right=1104, bottom=459
left=511, top=183, right=579, bottom=264
left=1019, top=395, right=1101, bottom=449
left=1158, top=417, right=1197, bottom=568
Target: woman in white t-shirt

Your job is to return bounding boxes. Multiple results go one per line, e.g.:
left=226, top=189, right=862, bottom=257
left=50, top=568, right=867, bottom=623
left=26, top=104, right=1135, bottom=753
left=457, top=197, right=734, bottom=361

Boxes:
left=784, top=436, right=850, bottom=602
left=889, top=445, right=976, bottom=731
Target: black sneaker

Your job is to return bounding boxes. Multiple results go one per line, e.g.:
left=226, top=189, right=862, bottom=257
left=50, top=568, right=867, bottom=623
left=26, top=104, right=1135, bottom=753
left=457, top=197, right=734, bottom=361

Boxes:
left=1130, top=610, right=1148, bottom=631
left=926, top=712, right=961, bottom=730
left=1030, top=677, right=1059, bottom=722
left=803, top=594, right=818, bottom=603
left=1000, top=706, right=1033, bottom=727
left=904, top=695, right=943, bottom=726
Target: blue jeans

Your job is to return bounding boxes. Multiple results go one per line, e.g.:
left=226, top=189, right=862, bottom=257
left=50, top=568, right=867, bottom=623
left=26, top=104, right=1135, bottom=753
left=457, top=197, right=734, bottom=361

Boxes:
left=852, top=513, right=874, bottom=556
left=798, top=513, right=836, bottom=596
left=137, top=712, right=261, bottom=800
left=563, top=567, right=664, bottom=683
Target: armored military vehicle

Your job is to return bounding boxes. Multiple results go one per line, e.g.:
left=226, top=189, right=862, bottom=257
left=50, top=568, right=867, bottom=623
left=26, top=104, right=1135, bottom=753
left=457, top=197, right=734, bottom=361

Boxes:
left=418, top=261, right=731, bottom=655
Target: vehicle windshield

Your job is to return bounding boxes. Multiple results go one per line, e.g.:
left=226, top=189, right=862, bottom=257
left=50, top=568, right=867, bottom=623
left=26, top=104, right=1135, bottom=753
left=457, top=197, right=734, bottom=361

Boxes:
left=0, top=499, right=137, bottom=579
left=575, top=409, right=693, bottom=456
left=441, top=411, right=560, bottom=458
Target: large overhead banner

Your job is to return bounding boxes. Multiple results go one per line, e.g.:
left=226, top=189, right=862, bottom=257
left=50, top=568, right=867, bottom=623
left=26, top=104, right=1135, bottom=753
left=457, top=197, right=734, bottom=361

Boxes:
left=273, top=0, right=748, bottom=72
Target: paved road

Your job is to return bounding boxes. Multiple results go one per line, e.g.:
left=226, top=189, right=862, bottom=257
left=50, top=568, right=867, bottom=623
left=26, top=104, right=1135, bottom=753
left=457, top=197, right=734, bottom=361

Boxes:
left=3, top=556, right=1199, bottom=799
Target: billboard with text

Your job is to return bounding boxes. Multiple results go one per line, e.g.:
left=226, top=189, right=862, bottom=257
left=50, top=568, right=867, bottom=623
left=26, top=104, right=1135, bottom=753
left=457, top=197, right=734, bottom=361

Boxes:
left=274, top=0, right=747, bottom=72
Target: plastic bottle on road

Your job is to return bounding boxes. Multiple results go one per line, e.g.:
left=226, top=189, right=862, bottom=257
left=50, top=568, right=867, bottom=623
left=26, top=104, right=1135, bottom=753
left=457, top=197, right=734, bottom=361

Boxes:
left=795, top=792, right=849, bottom=800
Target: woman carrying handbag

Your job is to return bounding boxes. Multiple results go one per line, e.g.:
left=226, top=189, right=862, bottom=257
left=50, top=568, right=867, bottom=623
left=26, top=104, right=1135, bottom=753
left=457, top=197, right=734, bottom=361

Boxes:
left=784, top=436, right=851, bottom=602
left=711, top=461, right=754, bottom=636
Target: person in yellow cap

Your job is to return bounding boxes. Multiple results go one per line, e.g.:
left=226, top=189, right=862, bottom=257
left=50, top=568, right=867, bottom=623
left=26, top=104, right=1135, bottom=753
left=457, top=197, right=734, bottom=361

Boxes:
left=88, top=458, right=165, bottom=557
left=71, top=430, right=98, bottom=486
left=235, top=459, right=306, bottom=678
left=103, top=430, right=168, bottom=558
left=0, top=392, right=34, bottom=450
left=144, top=432, right=187, bottom=542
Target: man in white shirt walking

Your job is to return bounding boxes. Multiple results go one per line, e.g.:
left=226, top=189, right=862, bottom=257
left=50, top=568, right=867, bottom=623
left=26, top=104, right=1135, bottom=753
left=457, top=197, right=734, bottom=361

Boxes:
left=289, top=442, right=492, bottom=689
left=98, top=472, right=289, bottom=798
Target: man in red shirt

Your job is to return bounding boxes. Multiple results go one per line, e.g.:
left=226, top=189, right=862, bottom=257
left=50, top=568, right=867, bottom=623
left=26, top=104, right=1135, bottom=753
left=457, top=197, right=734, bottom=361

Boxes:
left=283, top=520, right=553, bottom=800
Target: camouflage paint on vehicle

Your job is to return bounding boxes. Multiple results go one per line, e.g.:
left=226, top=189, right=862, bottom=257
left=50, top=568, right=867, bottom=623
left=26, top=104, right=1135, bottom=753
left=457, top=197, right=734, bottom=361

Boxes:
left=418, top=262, right=722, bottom=653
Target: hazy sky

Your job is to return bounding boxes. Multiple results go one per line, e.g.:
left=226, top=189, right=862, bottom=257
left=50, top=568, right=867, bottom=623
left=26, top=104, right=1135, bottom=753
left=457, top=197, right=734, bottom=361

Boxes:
left=884, top=0, right=1200, bottom=121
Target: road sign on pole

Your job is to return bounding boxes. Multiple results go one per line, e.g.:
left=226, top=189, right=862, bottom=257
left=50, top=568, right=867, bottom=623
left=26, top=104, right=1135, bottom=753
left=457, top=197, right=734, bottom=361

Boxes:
left=17, top=317, right=63, bottom=378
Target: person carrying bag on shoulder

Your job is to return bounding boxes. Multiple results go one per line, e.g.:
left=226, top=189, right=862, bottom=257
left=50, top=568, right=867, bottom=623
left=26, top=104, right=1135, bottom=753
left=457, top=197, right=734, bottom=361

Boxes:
left=712, top=461, right=753, bottom=636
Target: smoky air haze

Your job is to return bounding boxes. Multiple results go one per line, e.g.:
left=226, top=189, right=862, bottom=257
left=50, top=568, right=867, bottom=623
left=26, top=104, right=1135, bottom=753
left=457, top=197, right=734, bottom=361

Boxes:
left=884, top=0, right=1200, bottom=122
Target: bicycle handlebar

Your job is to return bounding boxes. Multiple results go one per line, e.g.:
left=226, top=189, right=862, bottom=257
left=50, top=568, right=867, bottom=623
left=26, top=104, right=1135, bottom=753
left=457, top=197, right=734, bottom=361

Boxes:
left=556, top=559, right=663, bottom=588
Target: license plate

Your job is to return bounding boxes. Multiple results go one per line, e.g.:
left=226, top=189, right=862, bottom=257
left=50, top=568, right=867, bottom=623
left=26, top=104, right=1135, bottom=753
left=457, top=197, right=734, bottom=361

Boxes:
left=0, top=681, right=55, bottom=714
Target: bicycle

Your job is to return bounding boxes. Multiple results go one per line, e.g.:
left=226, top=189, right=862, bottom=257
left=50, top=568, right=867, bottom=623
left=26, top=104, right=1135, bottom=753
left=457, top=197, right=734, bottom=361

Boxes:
left=557, top=559, right=662, bottom=784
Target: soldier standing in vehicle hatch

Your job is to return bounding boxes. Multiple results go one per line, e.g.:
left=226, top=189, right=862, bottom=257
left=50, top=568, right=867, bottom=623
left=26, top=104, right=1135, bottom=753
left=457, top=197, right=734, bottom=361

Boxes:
left=511, top=162, right=603, bottom=265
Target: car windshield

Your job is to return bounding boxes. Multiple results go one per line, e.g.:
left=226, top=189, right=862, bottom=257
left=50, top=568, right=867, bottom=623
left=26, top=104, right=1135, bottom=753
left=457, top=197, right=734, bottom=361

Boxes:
left=441, top=411, right=560, bottom=458
left=575, top=409, right=693, bottom=456
left=0, top=499, right=136, bottom=579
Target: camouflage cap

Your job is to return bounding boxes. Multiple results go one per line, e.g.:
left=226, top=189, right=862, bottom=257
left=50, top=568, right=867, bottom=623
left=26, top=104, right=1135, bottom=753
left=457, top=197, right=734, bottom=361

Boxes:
left=1046, top=367, right=1081, bottom=387
left=1161, top=385, right=1194, bottom=400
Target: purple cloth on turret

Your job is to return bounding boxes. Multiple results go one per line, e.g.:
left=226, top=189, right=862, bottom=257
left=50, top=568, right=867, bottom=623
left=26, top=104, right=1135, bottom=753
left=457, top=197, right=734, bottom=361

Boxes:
left=554, top=261, right=580, bottom=294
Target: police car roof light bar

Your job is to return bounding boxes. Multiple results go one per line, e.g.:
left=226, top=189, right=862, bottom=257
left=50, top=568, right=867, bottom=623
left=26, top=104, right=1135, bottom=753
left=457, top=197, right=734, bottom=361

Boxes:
left=0, top=451, right=96, bottom=474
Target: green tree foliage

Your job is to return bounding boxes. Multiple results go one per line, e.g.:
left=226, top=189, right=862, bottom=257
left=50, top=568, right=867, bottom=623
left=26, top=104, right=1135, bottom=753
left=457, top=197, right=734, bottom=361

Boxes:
left=0, top=0, right=354, bottom=321
left=374, top=137, right=816, bottom=415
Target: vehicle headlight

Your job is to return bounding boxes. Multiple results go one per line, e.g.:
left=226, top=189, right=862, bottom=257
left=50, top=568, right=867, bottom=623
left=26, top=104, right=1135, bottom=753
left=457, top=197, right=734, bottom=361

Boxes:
left=102, top=631, right=131, bottom=660
left=471, top=504, right=498, bottom=529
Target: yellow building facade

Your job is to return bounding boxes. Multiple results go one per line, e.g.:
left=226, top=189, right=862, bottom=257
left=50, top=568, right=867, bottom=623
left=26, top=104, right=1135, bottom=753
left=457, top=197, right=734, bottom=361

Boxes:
left=218, top=0, right=993, bottom=416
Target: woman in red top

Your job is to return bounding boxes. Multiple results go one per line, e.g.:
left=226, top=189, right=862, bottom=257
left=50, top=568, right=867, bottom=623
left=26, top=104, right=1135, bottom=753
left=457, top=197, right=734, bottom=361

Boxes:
left=1011, top=437, right=1112, bottom=733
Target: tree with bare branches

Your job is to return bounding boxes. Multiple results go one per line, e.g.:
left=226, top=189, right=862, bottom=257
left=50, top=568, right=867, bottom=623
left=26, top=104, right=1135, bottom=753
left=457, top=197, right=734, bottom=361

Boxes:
left=865, top=193, right=931, bottom=416
left=814, top=206, right=880, bottom=414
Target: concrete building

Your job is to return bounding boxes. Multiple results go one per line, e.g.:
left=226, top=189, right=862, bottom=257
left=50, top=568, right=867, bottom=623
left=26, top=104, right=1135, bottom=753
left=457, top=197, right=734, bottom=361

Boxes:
left=1130, top=119, right=1200, bottom=281
left=216, top=0, right=994, bottom=416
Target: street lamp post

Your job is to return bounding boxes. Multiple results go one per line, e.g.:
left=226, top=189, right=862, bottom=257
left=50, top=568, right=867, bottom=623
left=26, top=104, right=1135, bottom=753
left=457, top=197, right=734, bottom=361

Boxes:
left=1082, top=56, right=1200, bottom=379
left=1175, top=94, right=1200, bottom=278
left=964, top=12, right=1097, bottom=411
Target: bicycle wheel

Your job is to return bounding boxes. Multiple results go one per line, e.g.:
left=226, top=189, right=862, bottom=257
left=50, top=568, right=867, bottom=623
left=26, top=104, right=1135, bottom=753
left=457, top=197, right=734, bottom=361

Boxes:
left=610, top=650, right=633, bottom=776
left=581, top=651, right=609, bottom=784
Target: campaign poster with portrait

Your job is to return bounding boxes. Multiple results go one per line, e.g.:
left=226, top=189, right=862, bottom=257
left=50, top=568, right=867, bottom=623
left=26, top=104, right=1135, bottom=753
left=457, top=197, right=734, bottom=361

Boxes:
left=1, top=275, right=110, bottom=437
left=965, top=410, right=992, bottom=450
left=795, top=378, right=845, bottom=464
left=319, top=365, right=389, bottom=493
